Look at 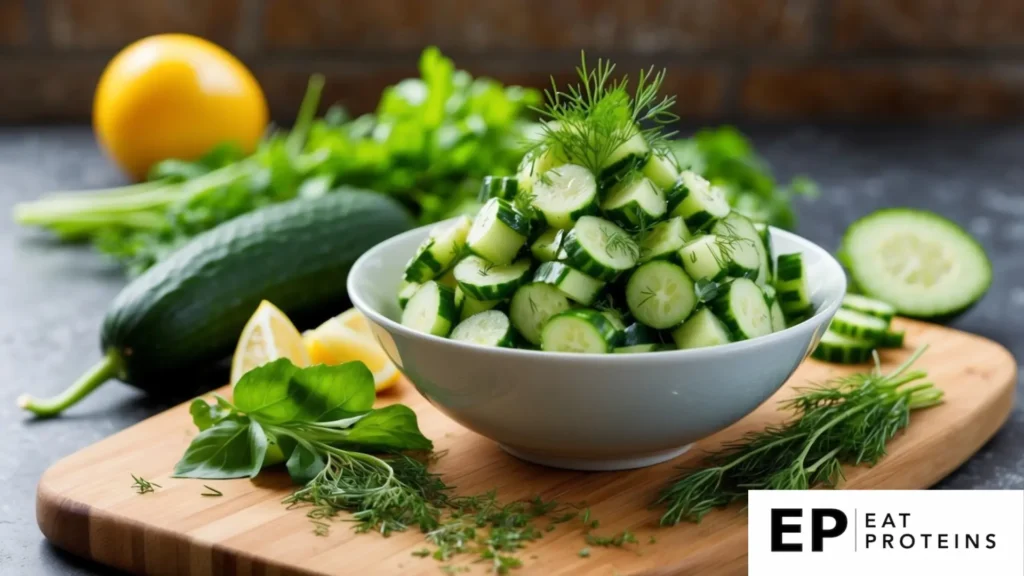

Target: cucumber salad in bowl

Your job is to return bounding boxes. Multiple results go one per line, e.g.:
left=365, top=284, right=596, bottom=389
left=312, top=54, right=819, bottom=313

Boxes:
left=397, top=105, right=814, bottom=353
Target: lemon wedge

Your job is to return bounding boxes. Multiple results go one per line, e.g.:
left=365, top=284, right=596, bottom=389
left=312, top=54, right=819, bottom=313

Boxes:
left=231, top=300, right=310, bottom=385
left=305, top=310, right=400, bottom=392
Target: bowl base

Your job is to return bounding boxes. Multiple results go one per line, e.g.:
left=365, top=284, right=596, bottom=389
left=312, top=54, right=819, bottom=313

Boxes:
left=498, top=443, right=693, bottom=471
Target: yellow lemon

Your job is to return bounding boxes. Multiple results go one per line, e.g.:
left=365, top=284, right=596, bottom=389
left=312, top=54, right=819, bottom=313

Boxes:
left=94, top=34, right=268, bottom=180
left=231, top=300, right=310, bottom=386
left=305, top=311, right=400, bottom=392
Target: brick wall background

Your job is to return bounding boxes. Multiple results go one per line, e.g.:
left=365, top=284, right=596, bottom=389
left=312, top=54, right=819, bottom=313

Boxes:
left=2, top=0, right=1024, bottom=123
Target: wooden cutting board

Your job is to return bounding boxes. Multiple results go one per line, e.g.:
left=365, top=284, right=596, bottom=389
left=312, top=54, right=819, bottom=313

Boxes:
left=36, top=319, right=1017, bottom=576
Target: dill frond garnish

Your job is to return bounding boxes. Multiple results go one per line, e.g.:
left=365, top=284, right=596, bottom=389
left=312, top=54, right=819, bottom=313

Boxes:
left=532, top=53, right=678, bottom=176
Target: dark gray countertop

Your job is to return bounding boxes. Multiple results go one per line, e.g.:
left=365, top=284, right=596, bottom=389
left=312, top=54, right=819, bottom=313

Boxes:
left=1, top=126, right=1021, bottom=575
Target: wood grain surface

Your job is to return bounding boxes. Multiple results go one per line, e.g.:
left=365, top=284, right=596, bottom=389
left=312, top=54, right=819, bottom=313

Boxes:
left=35, top=318, right=1017, bottom=575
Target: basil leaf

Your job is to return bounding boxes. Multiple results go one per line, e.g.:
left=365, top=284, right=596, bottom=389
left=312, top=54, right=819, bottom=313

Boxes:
left=189, top=398, right=230, bottom=431
left=284, top=439, right=326, bottom=484
left=344, top=405, right=433, bottom=451
left=172, top=417, right=268, bottom=479
left=231, top=359, right=299, bottom=420
left=234, top=360, right=376, bottom=424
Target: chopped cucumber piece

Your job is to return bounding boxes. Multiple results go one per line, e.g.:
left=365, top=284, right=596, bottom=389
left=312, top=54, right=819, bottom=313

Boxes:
left=455, top=287, right=501, bottom=321
left=762, top=283, right=777, bottom=305
left=678, top=234, right=758, bottom=281
left=477, top=176, right=519, bottom=203
left=401, top=281, right=457, bottom=337
left=454, top=255, right=531, bottom=301
left=754, top=222, right=775, bottom=280
left=841, top=293, right=896, bottom=322
left=517, top=146, right=565, bottom=195
left=671, top=307, right=732, bottom=349
left=709, top=278, right=773, bottom=340
left=398, top=280, right=421, bottom=309
left=642, top=149, right=681, bottom=191
left=878, top=329, right=905, bottom=348
left=509, top=283, right=571, bottom=345
left=774, top=253, right=812, bottom=316
left=714, top=212, right=769, bottom=285
left=404, top=215, right=472, bottom=282
left=600, top=131, right=650, bottom=184
left=842, top=209, right=991, bottom=318
left=531, top=164, right=598, bottom=229
left=669, top=171, right=730, bottom=230
left=626, top=260, right=697, bottom=329
left=450, top=310, right=516, bottom=348
left=436, top=267, right=458, bottom=289
left=769, top=299, right=787, bottom=332
left=533, top=261, right=605, bottom=306
left=622, top=322, right=658, bottom=346
left=563, top=216, right=639, bottom=281
left=466, top=198, right=530, bottom=265
left=829, top=308, right=891, bottom=341
left=812, top=330, right=874, bottom=364
left=530, top=228, right=565, bottom=262
left=540, top=309, right=619, bottom=354
left=614, top=344, right=665, bottom=354
left=601, top=176, right=667, bottom=229
left=639, top=216, right=690, bottom=263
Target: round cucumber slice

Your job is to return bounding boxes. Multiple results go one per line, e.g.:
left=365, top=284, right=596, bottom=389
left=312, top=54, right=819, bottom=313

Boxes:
left=842, top=209, right=991, bottom=318
left=509, top=283, right=571, bottom=345
left=625, top=260, right=697, bottom=329
left=450, top=310, right=515, bottom=348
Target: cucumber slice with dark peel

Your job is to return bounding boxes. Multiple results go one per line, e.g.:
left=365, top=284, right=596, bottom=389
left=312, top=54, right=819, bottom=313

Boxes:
left=812, top=330, right=874, bottom=364
left=669, top=171, right=730, bottom=230
left=754, top=222, right=775, bottom=280
left=540, top=309, right=619, bottom=354
left=398, top=280, right=420, bottom=309
left=679, top=234, right=758, bottom=282
left=878, top=329, right=905, bottom=348
left=477, top=176, right=519, bottom=203
left=562, top=216, right=639, bottom=281
left=509, top=283, right=571, bottom=346
left=533, top=261, right=605, bottom=306
left=601, top=176, right=667, bottom=229
left=600, top=131, right=650, bottom=184
left=841, top=209, right=991, bottom=318
left=840, top=294, right=896, bottom=322
left=774, top=253, right=812, bottom=316
left=454, top=255, right=531, bottom=301
left=401, top=281, right=457, bottom=337
left=709, top=278, right=773, bottom=340
left=531, top=164, right=598, bottom=229
left=466, top=198, right=530, bottom=265
left=639, top=216, right=690, bottom=263
left=450, top=310, right=516, bottom=348
left=530, top=228, right=565, bottom=262
left=670, top=307, right=732, bottom=349
left=622, top=322, right=658, bottom=346
left=829, top=308, right=890, bottom=341
left=626, top=260, right=697, bottom=329
left=456, top=287, right=501, bottom=321
left=613, top=343, right=666, bottom=354
left=642, top=149, right=681, bottom=191
left=713, top=212, right=769, bottom=286
left=404, top=215, right=472, bottom=282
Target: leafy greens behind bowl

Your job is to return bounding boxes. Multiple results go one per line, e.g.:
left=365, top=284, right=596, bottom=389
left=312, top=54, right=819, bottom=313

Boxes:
left=14, top=48, right=816, bottom=275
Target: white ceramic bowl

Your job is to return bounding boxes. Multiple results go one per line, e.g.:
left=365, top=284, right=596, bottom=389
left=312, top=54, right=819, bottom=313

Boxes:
left=348, top=221, right=846, bottom=471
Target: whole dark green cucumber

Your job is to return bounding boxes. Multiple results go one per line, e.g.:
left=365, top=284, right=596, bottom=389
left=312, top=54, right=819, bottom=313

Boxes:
left=19, top=190, right=414, bottom=417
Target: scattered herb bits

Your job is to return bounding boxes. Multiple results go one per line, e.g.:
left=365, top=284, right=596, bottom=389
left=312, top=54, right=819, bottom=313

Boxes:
left=398, top=55, right=815, bottom=352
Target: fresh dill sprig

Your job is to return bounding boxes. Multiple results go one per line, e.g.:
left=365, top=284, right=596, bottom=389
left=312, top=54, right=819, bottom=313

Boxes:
left=201, top=485, right=223, bottom=497
left=603, top=229, right=640, bottom=261
left=656, top=346, right=942, bottom=525
left=532, top=53, right=678, bottom=176
left=131, top=474, right=161, bottom=495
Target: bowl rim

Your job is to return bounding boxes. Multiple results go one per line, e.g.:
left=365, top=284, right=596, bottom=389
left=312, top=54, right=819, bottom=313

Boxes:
left=348, top=221, right=846, bottom=363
